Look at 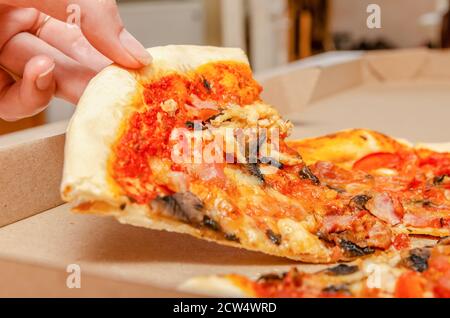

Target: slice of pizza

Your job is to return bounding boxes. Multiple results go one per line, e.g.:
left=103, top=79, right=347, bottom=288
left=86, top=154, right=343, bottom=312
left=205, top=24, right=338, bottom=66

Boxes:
left=62, top=45, right=335, bottom=263
left=62, top=45, right=448, bottom=264
left=180, top=237, right=450, bottom=298
left=287, top=129, right=450, bottom=238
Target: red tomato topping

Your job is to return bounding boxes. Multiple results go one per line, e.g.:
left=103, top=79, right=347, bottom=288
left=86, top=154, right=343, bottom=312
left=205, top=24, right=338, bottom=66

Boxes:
left=393, top=233, right=410, bottom=250
left=434, top=271, right=450, bottom=298
left=407, top=178, right=422, bottom=190
left=111, top=62, right=262, bottom=203
left=353, top=152, right=401, bottom=172
left=394, top=272, right=425, bottom=298
left=429, top=255, right=450, bottom=273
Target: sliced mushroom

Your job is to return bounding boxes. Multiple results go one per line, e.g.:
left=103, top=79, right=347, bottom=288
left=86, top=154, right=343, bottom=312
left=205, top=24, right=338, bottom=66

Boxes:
left=155, top=192, right=205, bottom=224
left=299, top=166, right=320, bottom=185
left=325, top=264, right=359, bottom=276
left=401, top=248, right=431, bottom=273
left=339, top=239, right=375, bottom=257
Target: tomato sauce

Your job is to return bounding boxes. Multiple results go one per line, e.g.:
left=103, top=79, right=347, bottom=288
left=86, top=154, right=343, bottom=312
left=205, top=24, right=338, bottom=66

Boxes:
left=111, top=62, right=262, bottom=203
left=393, top=233, right=410, bottom=250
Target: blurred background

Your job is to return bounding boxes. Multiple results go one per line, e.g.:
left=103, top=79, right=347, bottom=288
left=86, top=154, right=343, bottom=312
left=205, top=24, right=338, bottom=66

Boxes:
left=2, top=0, right=450, bottom=135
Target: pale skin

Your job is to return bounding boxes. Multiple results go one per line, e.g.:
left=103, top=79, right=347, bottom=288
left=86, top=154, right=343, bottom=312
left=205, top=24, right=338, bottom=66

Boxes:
left=0, top=0, right=152, bottom=121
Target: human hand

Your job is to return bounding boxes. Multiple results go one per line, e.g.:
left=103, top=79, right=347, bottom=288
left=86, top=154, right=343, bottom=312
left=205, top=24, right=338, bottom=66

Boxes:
left=0, top=0, right=152, bottom=121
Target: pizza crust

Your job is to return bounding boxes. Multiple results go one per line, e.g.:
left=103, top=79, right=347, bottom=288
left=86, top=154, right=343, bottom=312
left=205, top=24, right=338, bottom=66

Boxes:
left=416, top=142, right=450, bottom=153
left=61, top=65, right=138, bottom=206
left=134, top=45, right=249, bottom=83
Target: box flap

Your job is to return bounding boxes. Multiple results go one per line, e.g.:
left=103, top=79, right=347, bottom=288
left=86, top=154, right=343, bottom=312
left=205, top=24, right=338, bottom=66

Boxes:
left=0, top=124, right=66, bottom=227
left=260, top=67, right=320, bottom=114
left=418, top=50, right=450, bottom=78
left=309, top=60, right=363, bottom=103
left=363, top=48, right=428, bottom=81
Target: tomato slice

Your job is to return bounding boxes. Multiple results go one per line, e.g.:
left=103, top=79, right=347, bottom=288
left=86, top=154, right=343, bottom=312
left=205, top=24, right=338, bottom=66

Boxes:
left=434, top=272, right=450, bottom=298
left=394, top=272, right=425, bottom=298
left=429, top=255, right=450, bottom=273
left=353, top=152, right=401, bottom=172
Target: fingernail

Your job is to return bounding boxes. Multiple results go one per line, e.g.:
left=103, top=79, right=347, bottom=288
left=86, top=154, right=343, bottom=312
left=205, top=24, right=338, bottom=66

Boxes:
left=36, top=63, right=55, bottom=90
left=119, top=29, right=152, bottom=66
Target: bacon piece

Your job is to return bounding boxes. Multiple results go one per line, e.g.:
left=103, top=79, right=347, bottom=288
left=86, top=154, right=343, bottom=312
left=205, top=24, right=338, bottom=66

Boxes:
left=322, top=214, right=356, bottom=233
left=190, top=94, right=218, bottom=110
left=367, top=193, right=401, bottom=226
left=403, top=213, right=442, bottom=228
left=367, top=221, right=392, bottom=249
left=191, top=163, right=225, bottom=181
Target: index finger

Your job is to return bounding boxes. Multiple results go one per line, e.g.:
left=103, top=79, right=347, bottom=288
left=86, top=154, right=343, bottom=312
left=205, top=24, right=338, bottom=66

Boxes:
left=6, top=0, right=152, bottom=69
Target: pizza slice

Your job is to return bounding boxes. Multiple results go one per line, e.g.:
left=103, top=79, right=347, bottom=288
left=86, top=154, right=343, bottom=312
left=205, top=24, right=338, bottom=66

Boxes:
left=62, top=45, right=449, bottom=264
left=180, top=237, right=450, bottom=298
left=62, top=45, right=334, bottom=263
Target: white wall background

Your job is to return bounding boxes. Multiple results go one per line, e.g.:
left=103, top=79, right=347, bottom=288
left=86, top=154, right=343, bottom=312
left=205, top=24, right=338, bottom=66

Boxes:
left=331, top=0, right=445, bottom=48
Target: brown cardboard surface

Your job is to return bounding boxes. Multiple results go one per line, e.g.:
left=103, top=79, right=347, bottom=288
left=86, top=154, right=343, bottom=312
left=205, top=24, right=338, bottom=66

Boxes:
left=0, top=256, right=196, bottom=298
left=0, top=120, right=66, bottom=148
left=0, top=204, right=321, bottom=296
left=0, top=133, right=65, bottom=228
left=260, top=67, right=321, bottom=114
left=1, top=49, right=450, bottom=297
left=290, top=80, right=450, bottom=142
left=363, top=48, right=428, bottom=81
left=309, top=60, right=363, bottom=103
left=419, top=50, right=450, bottom=79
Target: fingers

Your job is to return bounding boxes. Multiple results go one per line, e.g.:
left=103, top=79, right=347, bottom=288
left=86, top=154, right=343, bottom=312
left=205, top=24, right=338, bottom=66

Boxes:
left=0, top=55, right=55, bottom=121
left=9, top=0, right=152, bottom=69
left=0, top=32, right=97, bottom=104
left=73, top=0, right=153, bottom=68
left=36, top=16, right=112, bottom=72
left=0, top=5, right=39, bottom=50
left=0, top=6, right=110, bottom=73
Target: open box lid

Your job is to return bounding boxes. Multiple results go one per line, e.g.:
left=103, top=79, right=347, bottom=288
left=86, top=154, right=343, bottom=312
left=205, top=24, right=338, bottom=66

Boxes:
left=1, top=48, right=450, bottom=297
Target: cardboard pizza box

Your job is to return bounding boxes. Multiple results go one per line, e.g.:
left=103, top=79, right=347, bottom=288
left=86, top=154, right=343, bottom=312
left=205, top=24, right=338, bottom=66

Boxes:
left=0, top=48, right=449, bottom=297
